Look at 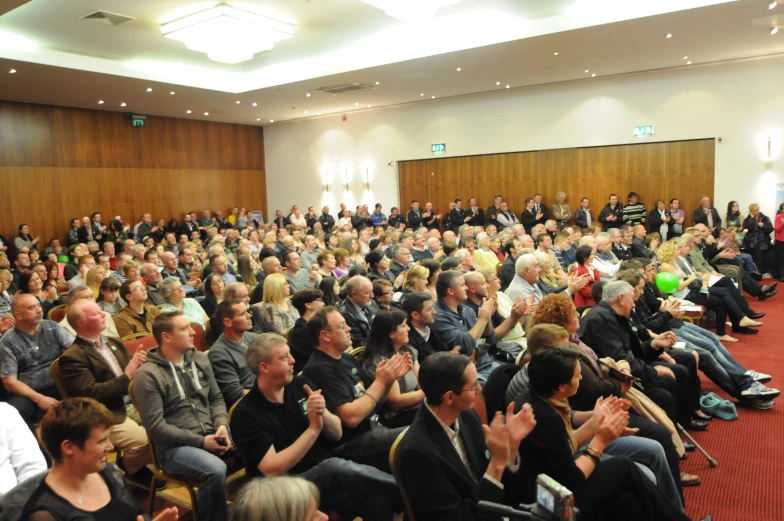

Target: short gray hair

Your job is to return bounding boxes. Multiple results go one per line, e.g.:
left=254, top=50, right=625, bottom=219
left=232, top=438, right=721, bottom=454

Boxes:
left=514, top=253, right=538, bottom=275
left=608, top=228, right=620, bottom=238
left=66, top=285, right=91, bottom=303
left=230, top=476, right=319, bottom=521
left=454, top=249, right=471, bottom=262
left=345, top=275, right=371, bottom=297
left=158, top=276, right=182, bottom=299
left=246, top=334, right=288, bottom=376
left=602, top=280, right=633, bottom=303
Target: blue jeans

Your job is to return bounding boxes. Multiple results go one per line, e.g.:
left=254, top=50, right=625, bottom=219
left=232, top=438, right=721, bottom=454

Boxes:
left=157, top=446, right=228, bottom=521
left=737, top=253, right=756, bottom=273
left=476, top=352, right=500, bottom=382
left=585, top=436, right=683, bottom=511
left=674, top=323, right=752, bottom=397
left=302, top=457, right=401, bottom=521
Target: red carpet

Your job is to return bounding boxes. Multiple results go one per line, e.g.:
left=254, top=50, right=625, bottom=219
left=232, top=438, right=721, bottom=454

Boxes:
left=682, top=283, right=784, bottom=521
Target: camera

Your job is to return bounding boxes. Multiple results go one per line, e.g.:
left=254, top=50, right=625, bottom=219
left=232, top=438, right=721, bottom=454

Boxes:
left=535, top=474, right=575, bottom=521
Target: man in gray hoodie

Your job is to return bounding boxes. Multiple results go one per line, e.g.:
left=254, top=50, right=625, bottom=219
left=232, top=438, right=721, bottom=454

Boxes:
left=208, top=299, right=258, bottom=407
left=133, top=311, right=232, bottom=521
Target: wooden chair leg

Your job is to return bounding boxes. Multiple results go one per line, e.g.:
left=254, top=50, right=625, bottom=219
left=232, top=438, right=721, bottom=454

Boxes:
left=188, top=487, right=199, bottom=521
left=148, top=476, right=158, bottom=512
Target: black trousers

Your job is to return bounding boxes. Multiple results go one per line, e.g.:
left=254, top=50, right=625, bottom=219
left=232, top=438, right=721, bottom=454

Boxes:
left=652, top=350, right=701, bottom=425
left=335, top=425, right=406, bottom=474
left=6, top=385, right=60, bottom=431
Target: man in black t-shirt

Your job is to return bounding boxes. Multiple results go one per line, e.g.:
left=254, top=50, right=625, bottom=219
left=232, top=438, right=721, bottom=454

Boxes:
left=231, top=333, right=400, bottom=521
left=302, top=306, right=410, bottom=472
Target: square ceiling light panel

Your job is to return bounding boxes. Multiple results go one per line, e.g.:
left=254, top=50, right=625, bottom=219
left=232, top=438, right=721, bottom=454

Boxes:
left=362, top=0, right=461, bottom=23
left=161, top=3, right=295, bottom=64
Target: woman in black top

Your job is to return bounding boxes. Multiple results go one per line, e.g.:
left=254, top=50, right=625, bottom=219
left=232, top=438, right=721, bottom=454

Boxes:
left=742, top=203, right=773, bottom=274
left=22, top=397, right=178, bottom=521
left=507, top=347, right=697, bottom=521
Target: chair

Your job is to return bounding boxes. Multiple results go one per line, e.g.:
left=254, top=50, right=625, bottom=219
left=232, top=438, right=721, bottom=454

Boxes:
left=285, top=325, right=294, bottom=343
left=47, top=304, right=66, bottom=322
left=388, top=427, right=416, bottom=521
left=56, top=283, right=70, bottom=295
left=514, top=348, right=530, bottom=368
left=473, top=391, right=488, bottom=425
left=122, top=333, right=158, bottom=355
left=128, top=381, right=200, bottom=517
left=682, top=304, right=705, bottom=325
left=228, top=397, right=244, bottom=424
left=495, top=263, right=502, bottom=274
left=349, top=346, right=366, bottom=359
left=191, top=323, right=206, bottom=352
left=49, top=358, right=68, bottom=398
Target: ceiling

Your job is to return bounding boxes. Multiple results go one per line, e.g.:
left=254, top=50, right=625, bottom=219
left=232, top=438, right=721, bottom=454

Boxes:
left=0, top=0, right=782, bottom=126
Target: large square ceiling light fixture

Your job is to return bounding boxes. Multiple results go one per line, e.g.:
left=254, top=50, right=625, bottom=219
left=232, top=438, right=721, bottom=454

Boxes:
left=161, top=3, right=295, bottom=64
left=362, top=0, right=461, bottom=23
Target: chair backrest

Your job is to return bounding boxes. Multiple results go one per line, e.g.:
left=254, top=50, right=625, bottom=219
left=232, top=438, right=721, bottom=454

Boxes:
left=191, top=322, right=206, bottom=352
left=56, top=283, right=70, bottom=295
left=228, top=396, right=244, bottom=424
left=473, top=391, right=488, bottom=425
left=349, top=346, right=366, bottom=359
left=514, top=347, right=530, bottom=367
left=47, top=304, right=66, bottom=322
left=123, top=333, right=158, bottom=355
left=49, top=358, right=68, bottom=398
left=388, top=427, right=416, bottom=521
left=285, top=325, right=294, bottom=342
left=495, top=263, right=502, bottom=274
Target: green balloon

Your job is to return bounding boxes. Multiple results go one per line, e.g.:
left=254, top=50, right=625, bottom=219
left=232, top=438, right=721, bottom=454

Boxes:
left=655, top=272, right=680, bottom=294
left=57, top=255, right=70, bottom=264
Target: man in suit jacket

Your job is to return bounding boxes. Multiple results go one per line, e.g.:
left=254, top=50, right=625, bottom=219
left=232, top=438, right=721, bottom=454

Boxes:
left=466, top=198, right=485, bottom=227
left=520, top=198, right=538, bottom=235
left=532, top=194, right=548, bottom=226
left=485, top=195, right=503, bottom=229
left=179, top=214, right=200, bottom=238
left=338, top=276, right=379, bottom=348
left=449, top=199, right=470, bottom=232
left=692, top=195, right=722, bottom=237
left=395, top=352, right=536, bottom=521
left=58, top=299, right=154, bottom=482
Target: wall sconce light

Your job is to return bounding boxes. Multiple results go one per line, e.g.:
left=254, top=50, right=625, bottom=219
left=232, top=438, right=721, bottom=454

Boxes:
left=344, top=169, right=349, bottom=191
left=765, top=137, right=775, bottom=171
left=364, top=168, right=370, bottom=190
left=322, top=170, right=329, bottom=192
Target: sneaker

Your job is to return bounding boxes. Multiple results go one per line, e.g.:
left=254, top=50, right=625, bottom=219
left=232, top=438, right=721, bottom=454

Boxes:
left=740, top=382, right=780, bottom=399
left=745, top=370, right=772, bottom=384
left=738, top=397, right=775, bottom=410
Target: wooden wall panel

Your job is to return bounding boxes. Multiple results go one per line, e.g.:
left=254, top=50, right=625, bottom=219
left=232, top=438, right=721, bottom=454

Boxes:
left=0, top=101, right=266, bottom=246
left=399, top=139, right=714, bottom=230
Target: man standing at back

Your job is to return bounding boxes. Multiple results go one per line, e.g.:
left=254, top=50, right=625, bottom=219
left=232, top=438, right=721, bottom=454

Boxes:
left=599, top=193, right=624, bottom=230
left=692, top=195, right=722, bottom=237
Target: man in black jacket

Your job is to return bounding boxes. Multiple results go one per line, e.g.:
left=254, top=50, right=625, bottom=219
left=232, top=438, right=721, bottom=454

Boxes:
left=406, top=200, right=423, bottom=229
left=598, top=194, right=624, bottom=230
left=485, top=195, right=503, bottom=229
left=520, top=198, right=539, bottom=235
left=466, top=198, right=484, bottom=227
left=395, top=352, right=535, bottom=521
left=498, top=238, right=521, bottom=292
left=338, top=276, right=379, bottom=348
left=532, top=194, right=548, bottom=226
left=401, top=292, right=438, bottom=361
left=318, top=206, right=335, bottom=231
left=449, top=199, right=469, bottom=233
left=692, top=195, right=722, bottom=237
left=579, top=280, right=707, bottom=431
left=179, top=213, right=199, bottom=238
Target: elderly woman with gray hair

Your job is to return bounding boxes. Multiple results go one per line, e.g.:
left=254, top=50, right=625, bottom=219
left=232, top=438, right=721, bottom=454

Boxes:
left=552, top=191, right=572, bottom=230
left=158, top=276, right=209, bottom=328
left=230, top=477, right=327, bottom=521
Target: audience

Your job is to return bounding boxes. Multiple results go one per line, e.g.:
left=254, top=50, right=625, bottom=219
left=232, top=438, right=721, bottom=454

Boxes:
left=200, top=274, right=225, bottom=318
left=229, top=477, right=328, bottom=521
left=289, top=289, right=325, bottom=373
left=159, top=277, right=209, bottom=328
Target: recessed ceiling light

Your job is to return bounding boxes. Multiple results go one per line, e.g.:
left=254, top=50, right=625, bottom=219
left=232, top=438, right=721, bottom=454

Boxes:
left=146, top=87, right=152, bottom=92
left=170, top=91, right=175, bottom=95
left=456, top=67, right=461, bottom=71
left=252, top=102, right=257, bottom=106
left=270, top=119, right=274, bottom=123
left=305, top=111, right=308, bottom=113
left=256, top=118, right=260, bottom=121
left=204, top=112, right=209, bottom=115
left=98, top=100, right=104, bottom=104
left=9, top=68, right=16, bottom=74
left=236, top=101, right=241, bottom=104
left=772, top=27, right=779, bottom=35
left=506, top=85, right=510, bottom=89
left=186, top=110, right=192, bottom=113
left=367, top=105, right=371, bottom=108
left=431, top=95, right=435, bottom=99
left=317, top=113, right=321, bottom=115
left=375, top=81, right=380, bottom=85
left=770, top=1, right=777, bottom=9
left=584, top=69, right=589, bottom=73
left=420, top=93, right=424, bottom=96
left=355, top=103, right=359, bottom=106
left=306, top=93, right=311, bottom=97
left=554, top=52, right=559, bottom=55
left=591, top=73, right=596, bottom=77
left=666, top=33, right=672, bottom=38
left=683, top=56, right=688, bottom=60
left=121, top=102, right=127, bottom=107
left=687, top=61, right=692, bottom=65
left=496, top=81, right=500, bottom=86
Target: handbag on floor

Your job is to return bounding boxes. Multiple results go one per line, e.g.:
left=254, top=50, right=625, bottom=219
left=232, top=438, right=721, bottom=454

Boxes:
left=699, top=392, right=738, bottom=420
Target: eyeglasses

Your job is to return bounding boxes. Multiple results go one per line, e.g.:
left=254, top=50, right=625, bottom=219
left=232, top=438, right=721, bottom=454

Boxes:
left=485, top=277, right=499, bottom=283
left=130, top=286, right=145, bottom=293
left=461, top=381, right=481, bottom=393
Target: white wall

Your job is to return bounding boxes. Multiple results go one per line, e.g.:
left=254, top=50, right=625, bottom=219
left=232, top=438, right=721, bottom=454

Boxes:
left=264, top=55, right=784, bottom=220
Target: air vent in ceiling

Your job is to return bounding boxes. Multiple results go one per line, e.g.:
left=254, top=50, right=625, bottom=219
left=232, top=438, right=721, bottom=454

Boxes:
left=79, top=10, right=135, bottom=26
left=313, top=83, right=375, bottom=95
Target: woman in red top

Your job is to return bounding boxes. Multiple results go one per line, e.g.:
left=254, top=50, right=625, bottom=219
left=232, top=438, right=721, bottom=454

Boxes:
left=775, top=212, right=784, bottom=282
left=573, top=245, right=600, bottom=307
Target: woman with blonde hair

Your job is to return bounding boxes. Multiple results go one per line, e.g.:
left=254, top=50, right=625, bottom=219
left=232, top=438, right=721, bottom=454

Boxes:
left=535, top=251, right=560, bottom=289
left=85, top=265, right=107, bottom=300
left=477, top=265, right=526, bottom=346
left=473, top=232, right=500, bottom=270
left=257, top=273, right=300, bottom=334
left=331, top=248, right=351, bottom=278
left=230, top=477, right=326, bottom=521
left=402, top=265, right=429, bottom=292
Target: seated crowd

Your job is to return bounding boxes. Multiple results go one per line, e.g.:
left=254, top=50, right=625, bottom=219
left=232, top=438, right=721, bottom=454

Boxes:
left=1, top=193, right=781, bottom=521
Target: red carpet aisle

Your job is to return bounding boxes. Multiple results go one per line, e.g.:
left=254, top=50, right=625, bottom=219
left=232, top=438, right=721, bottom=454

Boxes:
left=682, top=285, right=784, bottom=521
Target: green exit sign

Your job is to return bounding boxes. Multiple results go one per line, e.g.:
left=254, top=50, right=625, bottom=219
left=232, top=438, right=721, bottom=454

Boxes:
left=432, top=143, right=446, bottom=153
left=633, top=125, right=654, bottom=137
left=131, top=114, right=146, bottom=128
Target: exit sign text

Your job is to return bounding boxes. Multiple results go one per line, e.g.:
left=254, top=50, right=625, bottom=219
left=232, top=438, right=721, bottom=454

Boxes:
left=633, top=125, right=654, bottom=137
left=432, top=143, right=446, bottom=153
